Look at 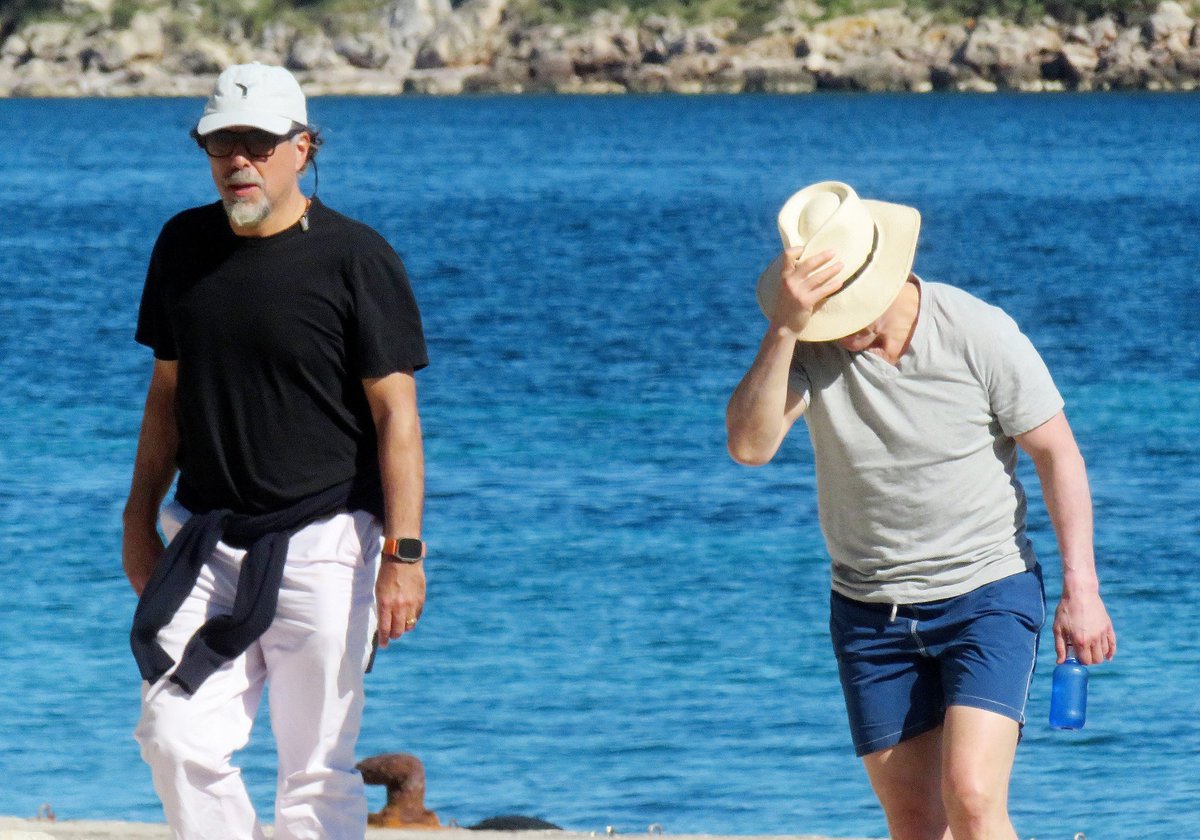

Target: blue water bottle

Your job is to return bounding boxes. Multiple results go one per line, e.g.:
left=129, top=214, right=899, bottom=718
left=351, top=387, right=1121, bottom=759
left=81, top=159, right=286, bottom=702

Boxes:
left=1049, top=647, right=1088, bottom=730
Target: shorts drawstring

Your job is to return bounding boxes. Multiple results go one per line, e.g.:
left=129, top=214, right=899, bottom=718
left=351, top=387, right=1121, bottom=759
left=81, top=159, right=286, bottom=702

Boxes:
left=889, top=603, right=899, bottom=623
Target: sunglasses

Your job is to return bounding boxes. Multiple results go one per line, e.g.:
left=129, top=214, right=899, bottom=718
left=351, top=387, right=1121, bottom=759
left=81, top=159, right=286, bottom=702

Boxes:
left=197, top=128, right=304, bottom=159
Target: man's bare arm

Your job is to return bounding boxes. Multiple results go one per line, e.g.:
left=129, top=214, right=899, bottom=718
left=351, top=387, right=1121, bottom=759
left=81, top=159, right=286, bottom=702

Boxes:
left=1016, top=411, right=1117, bottom=665
left=122, top=359, right=180, bottom=595
left=363, top=371, right=426, bottom=648
left=726, top=248, right=841, bottom=465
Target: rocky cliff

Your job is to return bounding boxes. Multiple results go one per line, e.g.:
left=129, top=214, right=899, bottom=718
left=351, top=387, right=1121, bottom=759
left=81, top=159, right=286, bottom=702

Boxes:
left=3, top=0, right=1200, bottom=96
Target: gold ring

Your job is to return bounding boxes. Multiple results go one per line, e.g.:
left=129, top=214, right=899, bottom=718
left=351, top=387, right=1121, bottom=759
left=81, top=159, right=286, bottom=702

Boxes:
left=405, top=617, right=417, bottom=627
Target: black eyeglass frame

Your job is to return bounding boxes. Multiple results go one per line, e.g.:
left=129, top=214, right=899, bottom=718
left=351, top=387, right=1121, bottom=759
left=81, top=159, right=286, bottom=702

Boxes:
left=193, top=126, right=308, bottom=160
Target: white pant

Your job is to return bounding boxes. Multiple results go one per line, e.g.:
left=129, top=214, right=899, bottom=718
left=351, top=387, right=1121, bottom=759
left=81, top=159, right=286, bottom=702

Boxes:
left=135, top=501, right=382, bottom=840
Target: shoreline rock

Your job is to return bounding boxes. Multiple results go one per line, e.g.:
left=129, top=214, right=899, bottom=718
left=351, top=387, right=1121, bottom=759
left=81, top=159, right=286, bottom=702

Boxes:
left=3, top=0, right=1200, bottom=96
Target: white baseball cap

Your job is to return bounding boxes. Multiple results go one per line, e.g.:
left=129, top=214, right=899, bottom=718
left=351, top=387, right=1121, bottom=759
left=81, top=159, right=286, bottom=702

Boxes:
left=196, top=63, right=308, bottom=136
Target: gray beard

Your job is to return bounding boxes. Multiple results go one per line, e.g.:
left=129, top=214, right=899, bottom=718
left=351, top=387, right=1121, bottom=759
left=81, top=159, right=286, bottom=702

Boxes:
left=223, top=196, right=272, bottom=229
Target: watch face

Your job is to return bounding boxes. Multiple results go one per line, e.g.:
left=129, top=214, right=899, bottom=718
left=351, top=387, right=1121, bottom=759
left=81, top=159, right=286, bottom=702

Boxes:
left=396, top=538, right=424, bottom=561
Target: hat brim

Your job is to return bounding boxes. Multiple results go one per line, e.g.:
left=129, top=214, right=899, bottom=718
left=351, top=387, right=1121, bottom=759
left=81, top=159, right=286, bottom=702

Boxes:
left=195, top=111, right=296, bottom=136
left=756, top=199, right=920, bottom=342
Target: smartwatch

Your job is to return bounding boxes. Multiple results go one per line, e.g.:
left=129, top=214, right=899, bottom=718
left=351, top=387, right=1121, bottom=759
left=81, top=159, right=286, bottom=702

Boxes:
left=382, top=537, right=425, bottom=564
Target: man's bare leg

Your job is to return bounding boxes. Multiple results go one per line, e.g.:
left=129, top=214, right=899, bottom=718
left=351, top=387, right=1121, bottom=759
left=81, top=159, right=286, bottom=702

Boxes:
left=862, top=727, right=952, bottom=840
left=941, top=705, right=1021, bottom=840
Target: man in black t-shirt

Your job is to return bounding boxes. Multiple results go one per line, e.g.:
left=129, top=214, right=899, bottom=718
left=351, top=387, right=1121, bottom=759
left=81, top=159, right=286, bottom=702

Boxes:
left=123, top=63, right=429, bottom=840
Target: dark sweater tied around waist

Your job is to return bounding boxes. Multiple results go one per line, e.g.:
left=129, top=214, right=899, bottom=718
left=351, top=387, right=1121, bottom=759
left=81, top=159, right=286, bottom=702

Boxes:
left=130, top=479, right=357, bottom=696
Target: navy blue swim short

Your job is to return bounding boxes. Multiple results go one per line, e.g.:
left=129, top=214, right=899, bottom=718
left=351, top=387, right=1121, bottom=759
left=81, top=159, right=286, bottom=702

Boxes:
left=829, top=568, right=1045, bottom=757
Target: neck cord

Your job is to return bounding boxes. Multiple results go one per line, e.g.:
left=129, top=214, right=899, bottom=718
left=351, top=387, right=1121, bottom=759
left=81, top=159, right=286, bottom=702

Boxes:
left=299, top=159, right=319, bottom=232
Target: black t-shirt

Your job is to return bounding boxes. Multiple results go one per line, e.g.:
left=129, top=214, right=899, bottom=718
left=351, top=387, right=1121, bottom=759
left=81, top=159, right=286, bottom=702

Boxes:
left=136, top=199, right=428, bottom=516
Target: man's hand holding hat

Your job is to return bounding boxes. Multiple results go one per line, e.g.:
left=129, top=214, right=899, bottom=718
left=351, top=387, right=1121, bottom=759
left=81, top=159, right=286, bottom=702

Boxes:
left=768, top=247, right=845, bottom=339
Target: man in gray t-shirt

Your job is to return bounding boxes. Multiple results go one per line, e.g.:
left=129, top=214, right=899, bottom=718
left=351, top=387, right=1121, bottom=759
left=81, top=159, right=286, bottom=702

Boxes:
left=726, top=182, right=1115, bottom=840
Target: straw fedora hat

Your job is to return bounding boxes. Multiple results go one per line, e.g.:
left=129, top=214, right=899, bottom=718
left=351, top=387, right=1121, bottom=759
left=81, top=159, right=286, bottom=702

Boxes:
left=756, top=181, right=921, bottom=342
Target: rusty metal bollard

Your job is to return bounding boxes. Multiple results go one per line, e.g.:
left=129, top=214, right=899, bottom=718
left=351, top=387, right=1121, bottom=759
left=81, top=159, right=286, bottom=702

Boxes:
left=356, top=752, right=442, bottom=829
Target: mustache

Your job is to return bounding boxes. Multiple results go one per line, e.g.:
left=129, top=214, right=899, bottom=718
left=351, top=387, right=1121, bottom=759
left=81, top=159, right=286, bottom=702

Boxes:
left=224, top=171, right=264, bottom=189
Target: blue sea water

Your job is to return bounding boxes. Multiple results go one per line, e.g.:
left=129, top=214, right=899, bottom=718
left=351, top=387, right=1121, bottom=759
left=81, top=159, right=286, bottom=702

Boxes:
left=1, top=92, right=1198, bottom=839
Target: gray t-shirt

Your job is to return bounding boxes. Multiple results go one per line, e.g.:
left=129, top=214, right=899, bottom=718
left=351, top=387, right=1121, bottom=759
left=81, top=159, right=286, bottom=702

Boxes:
left=791, top=279, right=1064, bottom=604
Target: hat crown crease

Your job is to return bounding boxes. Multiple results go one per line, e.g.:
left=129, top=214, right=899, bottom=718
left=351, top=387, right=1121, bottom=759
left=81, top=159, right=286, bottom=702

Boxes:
left=779, top=182, right=876, bottom=286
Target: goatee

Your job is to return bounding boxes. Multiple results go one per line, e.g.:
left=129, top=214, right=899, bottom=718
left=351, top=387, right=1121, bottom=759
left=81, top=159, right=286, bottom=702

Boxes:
left=224, top=197, right=272, bottom=228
